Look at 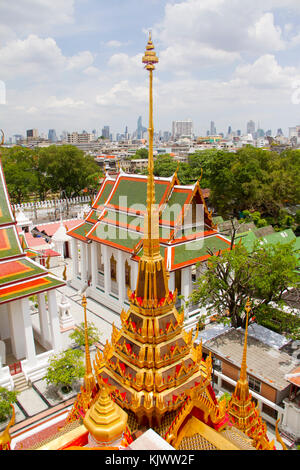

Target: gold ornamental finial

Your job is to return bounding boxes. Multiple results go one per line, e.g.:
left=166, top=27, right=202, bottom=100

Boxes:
left=82, top=295, right=95, bottom=394
left=240, top=298, right=251, bottom=382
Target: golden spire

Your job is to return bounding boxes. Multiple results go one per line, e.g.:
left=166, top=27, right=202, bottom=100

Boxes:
left=240, top=298, right=251, bottom=384
left=82, top=295, right=95, bottom=395
left=142, top=31, right=159, bottom=259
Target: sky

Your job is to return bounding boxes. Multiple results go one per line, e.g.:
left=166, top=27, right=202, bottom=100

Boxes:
left=1, top=0, right=300, bottom=138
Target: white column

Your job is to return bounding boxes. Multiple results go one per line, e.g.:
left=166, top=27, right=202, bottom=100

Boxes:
left=181, top=267, right=191, bottom=318
left=102, top=244, right=111, bottom=295
left=87, top=243, right=92, bottom=282
left=0, top=304, right=10, bottom=340
left=9, top=301, right=27, bottom=360
left=118, top=250, right=125, bottom=305
left=80, top=241, right=88, bottom=283
left=71, top=238, right=79, bottom=277
left=21, top=298, right=37, bottom=365
left=8, top=299, right=37, bottom=364
left=37, top=292, right=51, bottom=348
left=47, top=290, right=62, bottom=352
left=91, top=242, right=98, bottom=289
left=169, top=271, right=175, bottom=292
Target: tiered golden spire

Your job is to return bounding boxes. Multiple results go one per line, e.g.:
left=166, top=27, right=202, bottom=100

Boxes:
left=82, top=295, right=96, bottom=394
left=227, top=299, right=274, bottom=450
left=93, top=34, right=205, bottom=427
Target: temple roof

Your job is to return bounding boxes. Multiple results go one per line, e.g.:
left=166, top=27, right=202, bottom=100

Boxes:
left=0, top=157, right=65, bottom=304
left=67, top=172, right=229, bottom=268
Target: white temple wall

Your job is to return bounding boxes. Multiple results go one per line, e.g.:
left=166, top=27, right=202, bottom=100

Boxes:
left=0, top=303, right=10, bottom=340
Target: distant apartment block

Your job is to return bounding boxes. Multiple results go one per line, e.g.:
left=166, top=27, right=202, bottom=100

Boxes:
left=26, top=129, right=39, bottom=140
left=172, top=120, right=193, bottom=138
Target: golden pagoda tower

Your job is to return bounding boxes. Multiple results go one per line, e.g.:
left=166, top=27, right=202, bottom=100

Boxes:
left=66, top=296, right=97, bottom=423
left=94, top=33, right=204, bottom=427
left=227, top=299, right=275, bottom=450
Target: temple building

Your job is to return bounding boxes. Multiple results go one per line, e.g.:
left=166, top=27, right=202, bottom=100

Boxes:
left=0, top=35, right=288, bottom=452
left=0, top=156, right=65, bottom=390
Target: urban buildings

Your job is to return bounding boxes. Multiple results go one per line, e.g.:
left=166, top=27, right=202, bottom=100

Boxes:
left=26, top=129, right=39, bottom=141
left=172, top=119, right=193, bottom=139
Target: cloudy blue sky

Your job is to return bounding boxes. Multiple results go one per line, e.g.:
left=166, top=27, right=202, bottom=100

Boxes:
left=1, top=0, right=300, bottom=138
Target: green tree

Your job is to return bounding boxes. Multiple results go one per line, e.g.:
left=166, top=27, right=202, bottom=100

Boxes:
left=69, top=322, right=102, bottom=348
left=45, top=349, right=85, bottom=393
left=1, top=147, right=39, bottom=204
left=0, top=387, right=19, bottom=422
left=38, top=145, right=102, bottom=199
left=189, top=240, right=299, bottom=328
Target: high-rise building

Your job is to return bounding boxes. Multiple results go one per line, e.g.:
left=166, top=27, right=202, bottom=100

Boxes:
left=26, top=129, right=39, bottom=140
left=246, top=120, right=255, bottom=136
left=172, top=120, right=193, bottom=138
left=210, top=121, right=216, bottom=136
left=48, top=129, right=57, bottom=142
left=101, top=126, right=110, bottom=139
left=277, top=128, right=283, bottom=136
left=136, top=116, right=147, bottom=139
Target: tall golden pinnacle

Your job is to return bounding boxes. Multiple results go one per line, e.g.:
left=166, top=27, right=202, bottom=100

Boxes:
left=82, top=295, right=96, bottom=395
left=142, top=32, right=159, bottom=260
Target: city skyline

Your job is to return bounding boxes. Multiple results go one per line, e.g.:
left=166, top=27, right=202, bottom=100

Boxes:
left=1, top=1, right=300, bottom=137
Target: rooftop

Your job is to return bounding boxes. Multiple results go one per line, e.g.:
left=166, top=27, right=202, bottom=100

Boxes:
left=204, top=327, right=296, bottom=391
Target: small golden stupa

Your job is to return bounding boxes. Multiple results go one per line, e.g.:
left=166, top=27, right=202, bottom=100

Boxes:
left=83, top=381, right=128, bottom=448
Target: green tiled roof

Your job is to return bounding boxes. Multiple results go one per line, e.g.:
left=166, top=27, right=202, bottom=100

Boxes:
left=0, top=258, right=46, bottom=285
left=108, top=177, right=170, bottom=210
left=88, top=223, right=141, bottom=252
left=258, top=229, right=296, bottom=246
left=161, top=189, right=189, bottom=224
left=0, top=227, right=22, bottom=259
left=0, top=275, right=64, bottom=304
left=94, top=180, right=115, bottom=209
left=172, top=236, right=231, bottom=268
left=235, top=231, right=257, bottom=252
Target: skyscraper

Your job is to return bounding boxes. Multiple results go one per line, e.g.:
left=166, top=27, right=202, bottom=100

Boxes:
left=48, top=129, right=57, bottom=142
left=210, top=121, right=216, bottom=136
left=101, top=126, right=110, bottom=139
left=247, top=120, right=255, bottom=136
left=136, top=116, right=147, bottom=139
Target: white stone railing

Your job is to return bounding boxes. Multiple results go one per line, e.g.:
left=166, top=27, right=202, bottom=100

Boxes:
left=13, top=195, right=91, bottom=212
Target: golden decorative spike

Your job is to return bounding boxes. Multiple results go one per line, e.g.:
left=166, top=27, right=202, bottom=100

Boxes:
left=46, top=255, right=50, bottom=269
left=0, top=405, right=15, bottom=450
left=63, top=265, right=67, bottom=281
left=275, top=419, right=287, bottom=450
left=82, top=295, right=95, bottom=395
left=240, top=298, right=251, bottom=383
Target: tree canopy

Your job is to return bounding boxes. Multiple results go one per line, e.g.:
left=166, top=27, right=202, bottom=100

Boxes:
left=45, top=349, right=85, bottom=392
left=1, top=145, right=102, bottom=203
left=153, top=147, right=300, bottom=224
left=189, top=239, right=299, bottom=329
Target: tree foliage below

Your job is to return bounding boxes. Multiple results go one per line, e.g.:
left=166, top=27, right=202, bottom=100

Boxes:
left=44, top=349, right=85, bottom=391
left=0, top=387, right=19, bottom=422
left=189, top=240, right=299, bottom=329
left=153, top=147, right=300, bottom=224
left=1, top=145, right=102, bottom=203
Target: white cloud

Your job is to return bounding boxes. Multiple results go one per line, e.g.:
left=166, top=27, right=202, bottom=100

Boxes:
left=0, top=0, right=75, bottom=42
left=248, top=13, right=285, bottom=51
left=0, top=35, right=94, bottom=80
left=96, top=80, right=148, bottom=107
left=106, top=40, right=123, bottom=48
left=46, top=96, right=85, bottom=108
